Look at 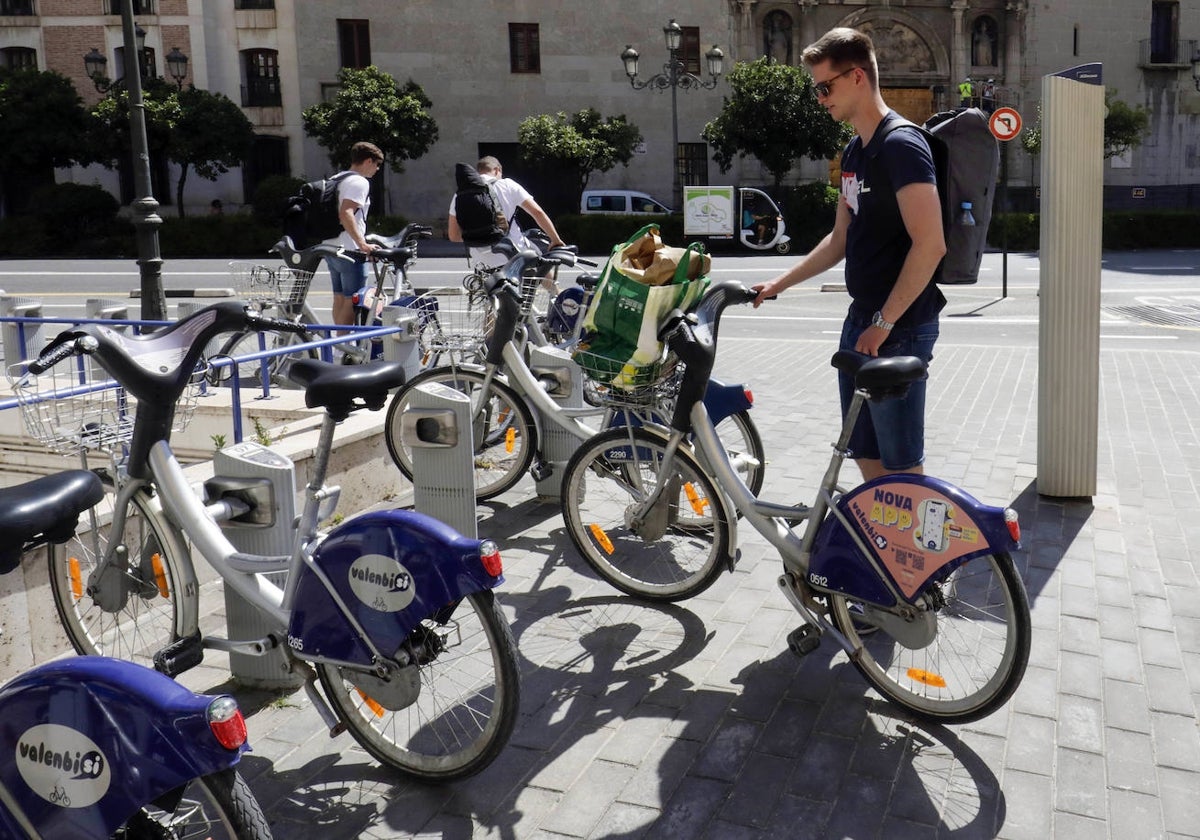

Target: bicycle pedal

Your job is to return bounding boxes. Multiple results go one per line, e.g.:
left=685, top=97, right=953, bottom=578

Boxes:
left=153, top=629, right=204, bottom=677
left=786, top=624, right=821, bottom=657
left=529, top=459, right=553, bottom=481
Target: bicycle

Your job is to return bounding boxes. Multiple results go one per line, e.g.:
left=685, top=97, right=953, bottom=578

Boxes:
left=382, top=241, right=766, bottom=502
left=557, top=278, right=1031, bottom=723
left=342, top=223, right=434, bottom=365
left=0, top=469, right=271, bottom=839
left=9, top=301, right=521, bottom=781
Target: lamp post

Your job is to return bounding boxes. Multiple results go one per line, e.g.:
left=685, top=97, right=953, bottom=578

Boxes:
left=83, top=15, right=166, bottom=321
left=1192, top=48, right=1200, bottom=91
left=166, top=47, right=189, bottom=89
left=621, top=19, right=723, bottom=211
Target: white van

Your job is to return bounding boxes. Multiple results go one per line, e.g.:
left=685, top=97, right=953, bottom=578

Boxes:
left=580, top=190, right=673, bottom=215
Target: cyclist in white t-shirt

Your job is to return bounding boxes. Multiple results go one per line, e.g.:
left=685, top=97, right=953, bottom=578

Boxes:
left=324, top=141, right=383, bottom=327
left=447, top=156, right=564, bottom=269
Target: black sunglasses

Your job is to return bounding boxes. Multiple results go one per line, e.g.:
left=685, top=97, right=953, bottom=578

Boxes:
left=813, top=66, right=859, bottom=98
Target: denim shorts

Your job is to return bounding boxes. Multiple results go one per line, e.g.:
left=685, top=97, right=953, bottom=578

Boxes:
left=837, top=312, right=939, bottom=470
left=325, top=254, right=367, bottom=298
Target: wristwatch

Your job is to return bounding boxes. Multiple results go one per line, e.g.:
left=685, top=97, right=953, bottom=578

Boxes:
left=872, top=310, right=895, bottom=331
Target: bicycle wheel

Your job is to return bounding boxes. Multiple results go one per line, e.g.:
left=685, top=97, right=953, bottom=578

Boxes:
left=383, top=366, right=536, bottom=501
left=829, top=551, right=1031, bottom=724
left=120, top=768, right=272, bottom=840
left=49, top=485, right=194, bottom=669
left=561, top=426, right=730, bottom=602
left=317, top=590, right=521, bottom=781
left=209, top=329, right=315, bottom=387
left=713, top=409, right=766, bottom=497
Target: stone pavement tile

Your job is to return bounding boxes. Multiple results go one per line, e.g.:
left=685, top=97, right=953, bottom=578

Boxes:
left=782, top=732, right=854, bottom=802
left=596, top=706, right=678, bottom=766
left=537, top=757, right=638, bottom=837
left=642, top=775, right=728, bottom=840
left=1101, top=638, right=1145, bottom=683
left=700, top=820, right=764, bottom=840
left=1054, top=747, right=1107, bottom=821
left=1060, top=613, right=1103, bottom=655
left=1051, top=812, right=1110, bottom=840
left=1056, top=693, right=1104, bottom=752
left=588, top=801, right=658, bottom=840
left=1103, top=678, right=1153, bottom=733
left=1004, top=713, right=1056, bottom=774
left=1158, top=766, right=1200, bottom=837
left=691, top=716, right=764, bottom=782
left=994, top=769, right=1052, bottom=839
left=1059, top=650, right=1103, bottom=700
left=1105, top=727, right=1159, bottom=796
left=1098, top=603, right=1139, bottom=643
left=760, top=793, right=835, bottom=840
left=526, top=724, right=617, bottom=793
left=756, top=696, right=821, bottom=759
left=617, top=735, right=703, bottom=809
left=1109, top=788, right=1169, bottom=840
left=1149, top=712, right=1200, bottom=772
left=717, top=751, right=793, bottom=828
left=1011, top=664, right=1056, bottom=717
left=822, top=773, right=893, bottom=839
left=1144, top=664, right=1195, bottom=716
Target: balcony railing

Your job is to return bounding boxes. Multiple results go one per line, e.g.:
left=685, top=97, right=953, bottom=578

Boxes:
left=1139, top=37, right=1197, bottom=67
left=242, top=77, right=282, bottom=107
left=0, top=0, right=35, bottom=15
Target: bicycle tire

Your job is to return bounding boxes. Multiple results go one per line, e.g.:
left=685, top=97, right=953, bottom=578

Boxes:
left=561, top=426, right=730, bottom=602
left=209, top=329, right=316, bottom=388
left=316, top=590, right=521, bottom=781
left=713, top=409, right=766, bottom=498
left=829, top=550, right=1031, bottom=724
left=383, top=366, right=536, bottom=501
left=49, top=485, right=195, bottom=670
left=120, top=768, right=272, bottom=840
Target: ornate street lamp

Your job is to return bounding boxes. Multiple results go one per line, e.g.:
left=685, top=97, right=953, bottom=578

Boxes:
left=166, top=47, right=189, bottom=88
left=621, top=19, right=724, bottom=210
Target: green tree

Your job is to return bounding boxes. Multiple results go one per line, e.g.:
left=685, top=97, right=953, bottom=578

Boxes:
left=301, top=66, right=438, bottom=172
left=89, top=76, right=180, bottom=190
left=517, top=108, right=643, bottom=209
left=0, top=67, right=99, bottom=215
left=168, top=87, right=254, bottom=216
left=1020, top=90, right=1150, bottom=159
left=702, top=57, right=850, bottom=189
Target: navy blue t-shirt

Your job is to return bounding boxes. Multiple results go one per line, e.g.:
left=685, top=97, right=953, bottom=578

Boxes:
left=840, top=111, right=945, bottom=327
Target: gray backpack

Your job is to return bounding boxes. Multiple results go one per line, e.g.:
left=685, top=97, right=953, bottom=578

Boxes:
left=873, top=108, right=1000, bottom=285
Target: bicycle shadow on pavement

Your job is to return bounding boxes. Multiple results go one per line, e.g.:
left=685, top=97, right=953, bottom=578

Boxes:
left=1008, top=478, right=1094, bottom=605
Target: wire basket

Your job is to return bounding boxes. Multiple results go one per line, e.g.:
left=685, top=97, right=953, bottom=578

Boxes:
left=574, top=347, right=677, bottom=408
left=8, top=358, right=206, bottom=456
left=230, top=262, right=315, bottom=307
left=518, top=264, right=559, bottom=319
left=394, top=287, right=494, bottom=365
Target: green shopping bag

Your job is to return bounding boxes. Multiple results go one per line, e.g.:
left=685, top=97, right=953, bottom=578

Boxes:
left=576, top=224, right=710, bottom=389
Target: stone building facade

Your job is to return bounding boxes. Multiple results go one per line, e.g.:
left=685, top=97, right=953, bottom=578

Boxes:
left=8, top=0, right=1198, bottom=221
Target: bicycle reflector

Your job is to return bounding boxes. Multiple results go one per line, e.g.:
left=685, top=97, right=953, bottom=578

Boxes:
left=743, top=387, right=754, bottom=405
left=479, top=540, right=503, bottom=577
left=207, top=696, right=249, bottom=750
left=1004, top=508, right=1021, bottom=543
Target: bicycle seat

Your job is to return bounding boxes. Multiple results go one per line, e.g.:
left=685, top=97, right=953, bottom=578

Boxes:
left=373, top=246, right=414, bottom=264
left=0, top=470, right=104, bottom=574
left=831, top=351, right=927, bottom=400
left=287, top=359, right=408, bottom=420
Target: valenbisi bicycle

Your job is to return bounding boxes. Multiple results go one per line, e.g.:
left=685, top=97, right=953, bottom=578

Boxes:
left=9, top=301, right=521, bottom=780
left=557, top=278, right=1031, bottom=723
left=0, top=469, right=271, bottom=839
left=382, top=241, right=765, bottom=502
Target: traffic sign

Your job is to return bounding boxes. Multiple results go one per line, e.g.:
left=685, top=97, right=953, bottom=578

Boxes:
left=989, top=107, right=1023, bottom=141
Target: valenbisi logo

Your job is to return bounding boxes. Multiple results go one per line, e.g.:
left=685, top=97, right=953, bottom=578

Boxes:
left=16, top=724, right=111, bottom=809
left=348, top=554, right=417, bottom=612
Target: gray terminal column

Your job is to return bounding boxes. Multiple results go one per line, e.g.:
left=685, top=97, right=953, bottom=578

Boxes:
left=398, top=381, right=478, bottom=538
left=1037, top=63, right=1105, bottom=498
left=528, top=344, right=585, bottom=498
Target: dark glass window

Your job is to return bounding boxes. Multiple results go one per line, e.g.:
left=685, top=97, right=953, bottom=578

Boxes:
left=114, top=45, right=156, bottom=81
left=0, top=0, right=35, bottom=15
left=509, top=23, right=540, bottom=74
left=234, top=0, right=275, bottom=9
left=681, top=26, right=701, bottom=75
left=1150, top=1, right=1180, bottom=63
left=337, top=19, right=371, bottom=69
left=1, top=47, right=37, bottom=70
left=108, top=0, right=155, bottom=14
left=242, top=49, right=282, bottom=107
left=678, top=142, right=708, bottom=188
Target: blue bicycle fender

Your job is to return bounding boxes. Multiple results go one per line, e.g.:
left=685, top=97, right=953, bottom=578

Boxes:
left=701, top=377, right=753, bottom=426
left=0, top=657, right=245, bottom=836
left=809, top=474, right=1019, bottom=607
left=288, top=509, right=503, bottom=666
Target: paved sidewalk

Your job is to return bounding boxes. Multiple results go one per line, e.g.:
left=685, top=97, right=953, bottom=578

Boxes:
left=176, top=334, right=1200, bottom=840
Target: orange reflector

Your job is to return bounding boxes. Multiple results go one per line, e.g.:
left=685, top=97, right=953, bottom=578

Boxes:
left=151, top=554, right=170, bottom=598
left=479, top=539, right=503, bottom=577
left=907, top=668, right=947, bottom=688
left=684, top=483, right=709, bottom=515
left=68, top=558, right=83, bottom=600
left=505, top=427, right=515, bottom=453
left=357, top=688, right=385, bottom=718
left=588, top=524, right=615, bottom=554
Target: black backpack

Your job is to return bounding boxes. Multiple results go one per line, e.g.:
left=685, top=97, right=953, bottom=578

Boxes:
left=870, top=108, right=1000, bottom=285
left=284, top=171, right=352, bottom=248
left=454, top=163, right=509, bottom=248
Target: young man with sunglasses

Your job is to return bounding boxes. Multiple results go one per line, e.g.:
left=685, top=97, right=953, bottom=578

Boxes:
left=752, top=27, right=946, bottom=482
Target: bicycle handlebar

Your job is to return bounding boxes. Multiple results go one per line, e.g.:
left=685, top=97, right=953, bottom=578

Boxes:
left=27, top=334, right=98, bottom=375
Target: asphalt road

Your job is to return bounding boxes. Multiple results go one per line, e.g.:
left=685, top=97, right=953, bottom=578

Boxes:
left=0, top=249, right=1197, bottom=355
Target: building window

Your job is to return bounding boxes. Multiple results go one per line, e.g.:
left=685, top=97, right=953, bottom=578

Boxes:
left=338, top=19, right=371, bottom=69
left=1, top=47, right=37, bottom=70
left=234, top=0, right=274, bottom=9
left=678, top=142, right=708, bottom=189
left=509, top=23, right=540, bottom=74
left=1149, top=1, right=1180, bottom=63
left=242, top=49, right=281, bottom=107
left=114, top=45, right=156, bottom=82
left=0, top=0, right=35, bottom=15
left=680, top=26, right=701, bottom=75
left=108, top=0, right=155, bottom=14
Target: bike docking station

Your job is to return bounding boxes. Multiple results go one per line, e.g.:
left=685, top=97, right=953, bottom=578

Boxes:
left=383, top=304, right=424, bottom=379
left=528, top=344, right=585, bottom=499
left=398, top=382, right=478, bottom=539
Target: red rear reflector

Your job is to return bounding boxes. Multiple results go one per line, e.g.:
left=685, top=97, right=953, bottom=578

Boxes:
left=207, top=696, right=248, bottom=750
left=479, top=539, right=503, bottom=577
left=1004, top=508, right=1021, bottom=543
left=743, top=388, right=754, bottom=405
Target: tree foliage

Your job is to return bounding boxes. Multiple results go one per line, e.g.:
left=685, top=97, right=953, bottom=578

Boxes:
left=702, top=57, right=850, bottom=188
left=1020, top=90, right=1151, bottom=160
left=168, top=87, right=255, bottom=216
left=301, top=66, right=438, bottom=173
left=517, top=108, right=643, bottom=207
